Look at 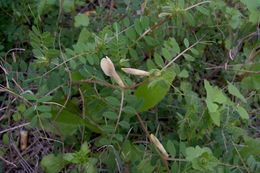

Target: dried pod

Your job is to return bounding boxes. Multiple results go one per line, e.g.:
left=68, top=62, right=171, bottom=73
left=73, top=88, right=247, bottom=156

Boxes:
left=100, top=56, right=116, bottom=77
left=100, top=56, right=125, bottom=88
left=20, top=130, right=28, bottom=150
left=121, top=68, right=150, bottom=77
left=150, top=134, right=169, bottom=158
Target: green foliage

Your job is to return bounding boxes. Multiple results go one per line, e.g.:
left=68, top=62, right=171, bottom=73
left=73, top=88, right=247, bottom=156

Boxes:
left=186, top=146, right=219, bottom=172
left=135, top=67, right=175, bottom=112
left=1, top=0, right=260, bottom=172
left=41, top=154, right=67, bottom=173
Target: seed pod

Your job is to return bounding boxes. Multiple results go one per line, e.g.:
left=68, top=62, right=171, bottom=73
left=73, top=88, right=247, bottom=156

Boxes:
left=100, top=56, right=116, bottom=77
left=121, top=68, right=150, bottom=77
left=100, top=56, right=125, bottom=88
left=150, top=134, right=169, bottom=158
left=20, top=130, right=28, bottom=151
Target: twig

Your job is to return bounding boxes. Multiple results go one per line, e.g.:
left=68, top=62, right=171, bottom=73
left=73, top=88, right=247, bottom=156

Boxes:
left=79, top=88, right=86, bottom=144
left=114, top=90, right=125, bottom=132
left=162, top=40, right=201, bottom=71
left=129, top=16, right=171, bottom=48
left=4, top=48, right=25, bottom=60
left=0, top=122, right=30, bottom=134
left=184, top=1, right=211, bottom=11
left=73, top=79, right=142, bottom=90
left=0, top=156, right=17, bottom=168
left=231, top=140, right=250, bottom=173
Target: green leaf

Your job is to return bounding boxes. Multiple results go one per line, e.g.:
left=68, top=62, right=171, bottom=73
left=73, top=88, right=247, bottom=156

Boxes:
left=53, top=109, right=102, bottom=135
left=22, top=93, right=37, bottom=101
left=186, top=146, right=219, bottom=171
left=166, top=140, right=176, bottom=157
left=23, top=106, right=35, bottom=118
left=186, top=146, right=206, bottom=161
left=37, top=105, right=51, bottom=112
left=162, top=48, right=172, bottom=60
left=154, top=53, right=164, bottom=68
left=170, top=38, right=180, bottom=54
left=146, top=59, right=157, bottom=70
left=40, top=112, right=52, bottom=118
left=123, top=106, right=136, bottom=115
left=102, top=111, right=118, bottom=120
left=236, top=106, right=249, bottom=119
left=135, top=67, right=176, bottom=112
left=227, top=82, right=246, bottom=103
left=178, top=69, right=189, bottom=78
left=134, top=19, right=143, bottom=35
left=183, top=54, right=195, bottom=61
left=12, top=113, right=22, bottom=121
left=38, top=96, right=53, bottom=102
left=184, top=38, right=189, bottom=47
left=206, top=100, right=218, bottom=113
left=204, top=80, right=227, bottom=104
left=119, top=121, right=130, bottom=129
left=209, top=111, right=220, bottom=126
left=17, top=104, right=26, bottom=112
left=74, top=14, right=89, bottom=27
left=197, top=6, right=209, bottom=15
left=105, top=96, right=120, bottom=106
left=241, top=74, right=260, bottom=90
left=41, top=154, right=67, bottom=173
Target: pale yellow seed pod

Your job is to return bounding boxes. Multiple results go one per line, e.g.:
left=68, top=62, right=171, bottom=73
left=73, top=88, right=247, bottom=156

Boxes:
left=121, top=68, right=150, bottom=77
left=20, top=130, right=28, bottom=151
left=100, top=56, right=125, bottom=88
left=100, top=56, right=116, bottom=77
left=150, top=134, right=169, bottom=158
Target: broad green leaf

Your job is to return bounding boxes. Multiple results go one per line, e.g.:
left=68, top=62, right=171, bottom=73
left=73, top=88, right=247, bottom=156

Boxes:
left=236, top=106, right=249, bottom=119
left=52, top=109, right=102, bottom=135
left=41, top=154, right=67, bottom=173
left=74, top=14, right=89, bottom=27
left=135, top=67, right=175, bottom=112
left=227, top=82, right=246, bottom=103
left=204, top=80, right=227, bottom=104
left=209, top=111, right=220, bottom=126
left=206, top=100, right=218, bottom=113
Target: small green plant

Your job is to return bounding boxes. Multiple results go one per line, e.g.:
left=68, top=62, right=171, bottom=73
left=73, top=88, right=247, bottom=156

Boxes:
left=0, top=0, right=260, bottom=172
